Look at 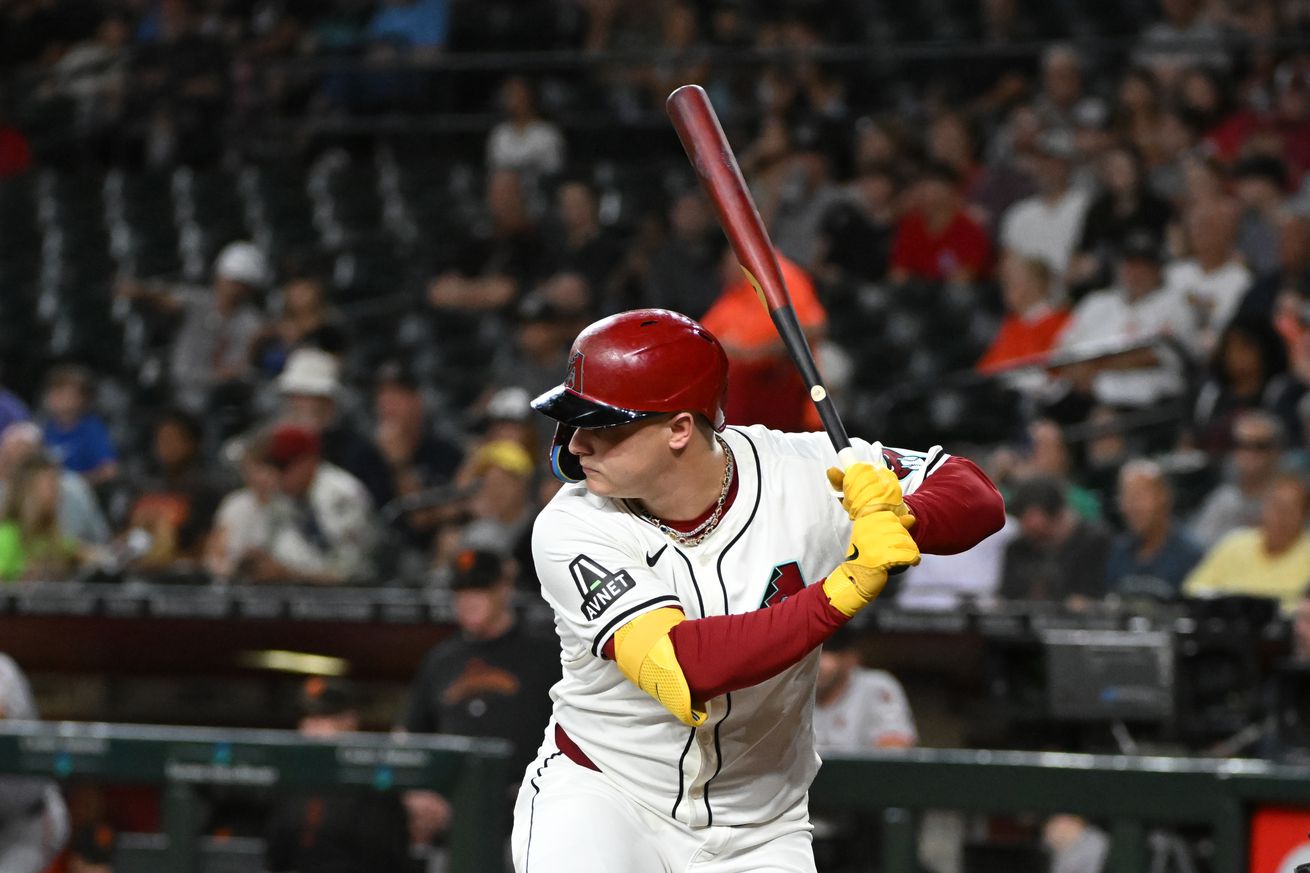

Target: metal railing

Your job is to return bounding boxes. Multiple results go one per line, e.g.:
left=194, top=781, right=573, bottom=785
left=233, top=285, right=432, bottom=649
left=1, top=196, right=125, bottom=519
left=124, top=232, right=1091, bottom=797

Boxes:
left=0, top=721, right=511, bottom=873
left=811, top=747, right=1310, bottom=872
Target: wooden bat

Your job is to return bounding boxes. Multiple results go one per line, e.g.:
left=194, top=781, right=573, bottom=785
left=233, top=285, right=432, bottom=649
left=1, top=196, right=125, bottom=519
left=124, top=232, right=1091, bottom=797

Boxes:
left=666, top=83, right=873, bottom=471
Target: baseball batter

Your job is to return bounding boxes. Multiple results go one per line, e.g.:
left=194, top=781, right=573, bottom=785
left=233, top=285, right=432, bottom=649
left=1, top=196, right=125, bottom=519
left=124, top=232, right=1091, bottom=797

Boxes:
left=512, top=309, right=1004, bottom=872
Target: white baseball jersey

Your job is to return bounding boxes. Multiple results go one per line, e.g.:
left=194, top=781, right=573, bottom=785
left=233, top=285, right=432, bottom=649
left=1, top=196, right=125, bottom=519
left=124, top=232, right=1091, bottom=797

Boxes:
left=528, top=425, right=947, bottom=828
left=813, top=668, right=917, bottom=754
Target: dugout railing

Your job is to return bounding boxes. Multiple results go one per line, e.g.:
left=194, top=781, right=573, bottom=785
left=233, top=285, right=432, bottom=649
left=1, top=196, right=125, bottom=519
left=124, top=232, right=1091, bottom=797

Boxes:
left=811, top=747, right=1310, bottom=873
left=0, top=721, right=511, bottom=873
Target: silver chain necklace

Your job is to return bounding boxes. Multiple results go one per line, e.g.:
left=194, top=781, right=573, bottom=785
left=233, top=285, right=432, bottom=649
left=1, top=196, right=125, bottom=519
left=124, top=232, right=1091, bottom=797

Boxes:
left=636, top=435, right=735, bottom=548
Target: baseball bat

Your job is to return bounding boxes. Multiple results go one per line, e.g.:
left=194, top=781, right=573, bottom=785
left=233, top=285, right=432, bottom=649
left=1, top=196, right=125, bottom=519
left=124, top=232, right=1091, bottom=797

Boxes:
left=666, top=84, right=872, bottom=471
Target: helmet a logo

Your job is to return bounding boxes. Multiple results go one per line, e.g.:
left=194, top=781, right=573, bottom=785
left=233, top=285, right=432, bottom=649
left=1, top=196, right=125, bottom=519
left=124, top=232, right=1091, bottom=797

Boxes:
left=565, top=351, right=585, bottom=392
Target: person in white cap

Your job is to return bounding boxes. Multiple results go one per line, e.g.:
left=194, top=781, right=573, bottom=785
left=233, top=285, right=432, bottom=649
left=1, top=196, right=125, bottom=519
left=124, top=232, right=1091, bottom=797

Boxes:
left=116, top=241, right=270, bottom=411
left=277, top=347, right=395, bottom=508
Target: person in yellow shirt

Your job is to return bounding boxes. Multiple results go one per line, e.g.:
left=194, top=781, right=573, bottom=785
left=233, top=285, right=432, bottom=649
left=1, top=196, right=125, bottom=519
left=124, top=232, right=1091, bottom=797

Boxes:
left=1183, top=474, right=1310, bottom=613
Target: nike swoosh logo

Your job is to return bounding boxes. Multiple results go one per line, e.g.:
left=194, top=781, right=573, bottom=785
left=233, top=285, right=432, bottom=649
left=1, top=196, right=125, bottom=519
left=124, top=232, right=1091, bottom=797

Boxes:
left=646, top=545, right=668, bottom=567
left=846, top=545, right=859, bottom=562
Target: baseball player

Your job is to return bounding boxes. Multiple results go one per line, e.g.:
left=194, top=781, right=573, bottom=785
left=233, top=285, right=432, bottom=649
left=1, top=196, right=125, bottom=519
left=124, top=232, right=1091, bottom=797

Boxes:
left=512, top=309, right=1004, bottom=872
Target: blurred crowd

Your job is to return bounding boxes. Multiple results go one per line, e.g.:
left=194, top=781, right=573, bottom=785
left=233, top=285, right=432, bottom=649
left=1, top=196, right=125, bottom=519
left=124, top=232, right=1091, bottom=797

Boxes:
left=2, top=0, right=1310, bottom=622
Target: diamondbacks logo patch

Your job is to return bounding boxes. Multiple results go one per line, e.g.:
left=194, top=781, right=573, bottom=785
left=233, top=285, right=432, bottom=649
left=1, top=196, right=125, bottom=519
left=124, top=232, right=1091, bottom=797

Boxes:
left=882, top=449, right=912, bottom=481
left=760, top=561, right=806, bottom=609
left=565, top=351, right=585, bottom=392
left=570, top=555, right=636, bottom=620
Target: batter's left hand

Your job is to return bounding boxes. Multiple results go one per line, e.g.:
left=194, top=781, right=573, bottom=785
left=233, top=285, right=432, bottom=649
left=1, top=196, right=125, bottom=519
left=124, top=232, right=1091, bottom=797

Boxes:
left=827, top=463, right=915, bottom=528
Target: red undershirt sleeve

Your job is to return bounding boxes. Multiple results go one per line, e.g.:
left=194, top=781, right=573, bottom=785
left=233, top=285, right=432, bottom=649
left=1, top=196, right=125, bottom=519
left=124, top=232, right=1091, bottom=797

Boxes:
left=902, top=455, right=1005, bottom=555
left=602, top=580, right=849, bottom=703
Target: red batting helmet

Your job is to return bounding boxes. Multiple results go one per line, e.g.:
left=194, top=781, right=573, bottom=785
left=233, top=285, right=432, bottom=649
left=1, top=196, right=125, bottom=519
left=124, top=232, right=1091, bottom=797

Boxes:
left=532, top=309, right=729, bottom=482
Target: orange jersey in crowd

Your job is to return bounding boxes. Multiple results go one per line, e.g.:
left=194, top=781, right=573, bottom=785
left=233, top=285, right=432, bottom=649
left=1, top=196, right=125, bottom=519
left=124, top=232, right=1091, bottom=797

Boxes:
left=701, top=255, right=827, bottom=432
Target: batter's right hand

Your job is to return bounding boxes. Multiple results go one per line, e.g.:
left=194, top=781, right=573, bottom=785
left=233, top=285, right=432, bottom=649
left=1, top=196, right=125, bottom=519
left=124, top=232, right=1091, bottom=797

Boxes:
left=827, top=463, right=913, bottom=526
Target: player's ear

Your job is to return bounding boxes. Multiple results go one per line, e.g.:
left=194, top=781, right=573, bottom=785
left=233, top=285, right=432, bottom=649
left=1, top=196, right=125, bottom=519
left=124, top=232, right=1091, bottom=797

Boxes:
left=666, top=412, right=697, bottom=451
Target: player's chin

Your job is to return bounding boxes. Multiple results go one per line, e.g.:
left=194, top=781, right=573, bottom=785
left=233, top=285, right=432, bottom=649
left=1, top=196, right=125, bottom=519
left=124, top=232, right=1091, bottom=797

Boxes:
left=581, top=469, right=625, bottom=498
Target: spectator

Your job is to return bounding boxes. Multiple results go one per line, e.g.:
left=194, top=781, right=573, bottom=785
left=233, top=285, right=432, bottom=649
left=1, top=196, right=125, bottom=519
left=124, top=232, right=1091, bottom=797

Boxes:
left=428, top=168, right=546, bottom=314
left=999, top=475, right=1111, bottom=604
left=1150, top=109, right=1207, bottom=204
left=1067, top=144, right=1173, bottom=296
left=1011, top=419, right=1102, bottom=521
left=1167, top=199, right=1253, bottom=357
left=1052, top=230, right=1193, bottom=412
left=1192, top=318, right=1303, bottom=453
left=129, top=0, right=230, bottom=165
left=476, top=387, right=538, bottom=459
left=204, top=433, right=279, bottom=580
left=548, top=177, right=623, bottom=309
left=450, top=440, right=537, bottom=571
left=642, top=190, right=724, bottom=318
left=1233, top=155, right=1290, bottom=278
left=1034, top=45, right=1100, bottom=137
left=116, top=242, right=269, bottom=413
left=124, top=408, right=224, bottom=569
left=888, top=162, right=991, bottom=284
left=972, top=103, right=1041, bottom=228
left=761, top=125, right=844, bottom=270
left=1184, top=473, right=1310, bottom=612
left=1043, top=815, right=1110, bottom=873
left=1106, top=460, right=1203, bottom=597
left=1000, top=128, right=1091, bottom=279
left=0, top=653, right=69, bottom=871
left=926, top=112, right=981, bottom=195
left=39, top=365, right=118, bottom=486
left=0, top=452, right=84, bottom=583
left=41, top=15, right=130, bottom=142
left=814, top=163, right=900, bottom=285
left=813, top=626, right=916, bottom=753
left=492, top=294, right=579, bottom=404
left=265, top=678, right=410, bottom=873
left=977, top=255, right=1071, bottom=373
left=701, top=250, right=826, bottom=432
left=486, top=76, right=565, bottom=181
left=371, top=359, right=462, bottom=547
left=1134, top=0, right=1230, bottom=81
left=278, top=347, right=395, bottom=509
left=640, top=2, right=711, bottom=109
left=0, top=423, right=108, bottom=546
left=1190, top=410, right=1286, bottom=543
left=1114, top=69, right=1163, bottom=162
left=401, top=549, right=558, bottom=842
left=252, top=276, right=348, bottom=379
left=240, top=424, right=375, bottom=585
left=1242, top=212, right=1310, bottom=322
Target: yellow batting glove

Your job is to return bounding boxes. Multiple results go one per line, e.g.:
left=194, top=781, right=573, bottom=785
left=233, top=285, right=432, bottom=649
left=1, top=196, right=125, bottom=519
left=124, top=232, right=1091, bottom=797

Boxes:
left=827, top=463, right=915, bottom=528
left=822, top=510, right=921, bottom=617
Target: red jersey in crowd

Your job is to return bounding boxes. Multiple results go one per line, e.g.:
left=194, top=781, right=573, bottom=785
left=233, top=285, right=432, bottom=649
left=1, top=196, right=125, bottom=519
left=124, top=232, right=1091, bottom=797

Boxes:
left=889, top=209, right=991, bottom=282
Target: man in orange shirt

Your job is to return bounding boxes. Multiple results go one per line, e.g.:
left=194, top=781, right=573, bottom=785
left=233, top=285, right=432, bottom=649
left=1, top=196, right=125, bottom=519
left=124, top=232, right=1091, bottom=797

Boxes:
left=701, top=251, right=827, bottom=432
left=977, top=254, right=1072, bottom=373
